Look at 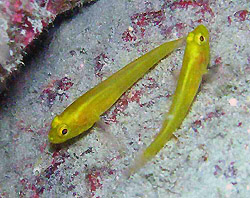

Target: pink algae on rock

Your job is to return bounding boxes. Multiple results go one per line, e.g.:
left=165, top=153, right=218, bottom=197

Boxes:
left=40, top=77, right=74, bottom=108
left=0, top=0, right=94, bottom=94
left=234, top=10, right=249, bottom=21
left=122, top=10, right=166, bottom=42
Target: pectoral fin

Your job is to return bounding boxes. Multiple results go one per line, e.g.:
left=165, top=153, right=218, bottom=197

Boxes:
left=95, top=119, right=126, bottom=156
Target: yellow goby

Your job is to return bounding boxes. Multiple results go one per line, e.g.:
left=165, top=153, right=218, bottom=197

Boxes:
left=129, top=25, right=210, bottom=175
left=48, top=37, right=185, bottom=144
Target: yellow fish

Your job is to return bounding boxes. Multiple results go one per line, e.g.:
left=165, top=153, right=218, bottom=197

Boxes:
left=128, top=25, right=210, bottom=175
left=48, top=37, right=185, bottom=144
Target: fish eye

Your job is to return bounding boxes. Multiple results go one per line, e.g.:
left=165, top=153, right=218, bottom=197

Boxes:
left=200, top=35, right=205, bottom=42
left=61, top=128, right=68, bottom=135
left=57, top=124, right=69, bottom=137
left=195, top=34, right=206, bottom=45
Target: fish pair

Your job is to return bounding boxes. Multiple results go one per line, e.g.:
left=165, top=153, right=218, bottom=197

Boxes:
left=48, top=25, right=210, bottom=175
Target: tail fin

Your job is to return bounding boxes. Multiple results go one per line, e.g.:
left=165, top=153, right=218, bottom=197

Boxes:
left=126, top=150, right=151, bottom=177
left=126, top=124, right=175, bottom=177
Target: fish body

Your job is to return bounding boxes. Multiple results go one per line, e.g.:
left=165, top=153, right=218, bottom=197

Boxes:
left=48, top=37, right=185, bottom=143
left=129, top=25, right=210, bottom=175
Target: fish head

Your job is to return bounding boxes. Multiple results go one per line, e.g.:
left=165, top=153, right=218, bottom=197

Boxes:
left=48, top=115, right=71, bottom=144
left=187, top=25, right=209, bottom=47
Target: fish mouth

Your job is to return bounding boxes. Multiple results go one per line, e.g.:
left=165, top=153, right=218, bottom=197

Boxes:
left=48, top=133, right=58, bottom=144
left=48, top=129, right=63, bottom=144
left=48, top=135, right=64, bottom=144
left=48, top=134, right=55, bottom=142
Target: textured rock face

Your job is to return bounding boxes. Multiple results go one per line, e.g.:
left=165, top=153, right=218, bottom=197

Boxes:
left=0, top=13, right=9, bottom=65
left=0, top=0, right=95, bottom=94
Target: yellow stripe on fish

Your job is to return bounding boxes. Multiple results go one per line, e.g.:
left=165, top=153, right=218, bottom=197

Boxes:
left=128, top=25, right=210, bottom=176
left=48, top=37, right=185, bottom=144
